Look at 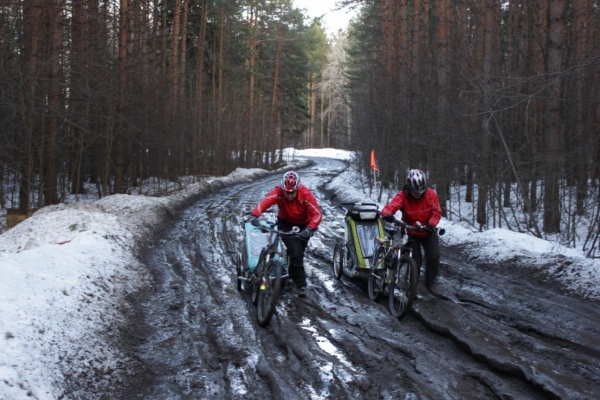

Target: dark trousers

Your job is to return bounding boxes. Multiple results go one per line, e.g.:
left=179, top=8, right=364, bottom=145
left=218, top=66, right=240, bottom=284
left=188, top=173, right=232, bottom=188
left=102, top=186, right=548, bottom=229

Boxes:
left=278, top=218, right=308, bottom=289
left=410, top=232, right=440, bottom=284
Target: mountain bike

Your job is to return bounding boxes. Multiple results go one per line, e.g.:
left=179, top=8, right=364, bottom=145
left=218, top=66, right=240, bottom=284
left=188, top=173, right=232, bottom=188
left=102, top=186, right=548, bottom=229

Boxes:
left=368, top=218, right=444, bottom=319
left=236, top=217, right=296, bottom=327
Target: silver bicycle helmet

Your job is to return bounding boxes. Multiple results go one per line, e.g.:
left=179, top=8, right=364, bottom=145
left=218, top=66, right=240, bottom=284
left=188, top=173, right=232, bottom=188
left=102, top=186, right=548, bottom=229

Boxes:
left=406, top=169, right=427, bottom=194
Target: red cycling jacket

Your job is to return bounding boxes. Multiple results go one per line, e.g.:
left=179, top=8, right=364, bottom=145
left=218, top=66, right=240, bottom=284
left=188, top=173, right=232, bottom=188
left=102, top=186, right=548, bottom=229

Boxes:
left=381, top=187, right=442, bottom=238
left=251, top=184, right=322, bottom=230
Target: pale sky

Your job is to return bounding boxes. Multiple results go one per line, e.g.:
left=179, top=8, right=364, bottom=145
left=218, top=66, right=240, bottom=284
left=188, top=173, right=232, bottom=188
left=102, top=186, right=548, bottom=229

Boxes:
left=293, top=0, right=359, bottom=35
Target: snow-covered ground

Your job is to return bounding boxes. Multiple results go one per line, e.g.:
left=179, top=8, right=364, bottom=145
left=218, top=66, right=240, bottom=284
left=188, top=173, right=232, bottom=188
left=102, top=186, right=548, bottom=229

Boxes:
left=1, top=148, right=599, bottom=399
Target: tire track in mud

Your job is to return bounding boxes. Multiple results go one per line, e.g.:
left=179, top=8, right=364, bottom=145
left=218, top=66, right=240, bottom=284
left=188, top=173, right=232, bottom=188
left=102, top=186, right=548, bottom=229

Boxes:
left=411, top=251, right=600, bottom=399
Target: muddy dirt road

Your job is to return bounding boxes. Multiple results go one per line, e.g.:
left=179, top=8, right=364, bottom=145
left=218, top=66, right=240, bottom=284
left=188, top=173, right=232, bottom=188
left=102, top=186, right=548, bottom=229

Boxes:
left=114, top=158, right=600, bottom=399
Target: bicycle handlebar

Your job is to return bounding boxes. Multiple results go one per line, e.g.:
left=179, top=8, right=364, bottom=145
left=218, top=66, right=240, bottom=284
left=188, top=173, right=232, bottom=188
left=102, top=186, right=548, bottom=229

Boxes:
left=257, top=221, right=301, bottom=237
left=386, top=217, right=445, bottom=236
left=243, top=215, right=301, bottom=237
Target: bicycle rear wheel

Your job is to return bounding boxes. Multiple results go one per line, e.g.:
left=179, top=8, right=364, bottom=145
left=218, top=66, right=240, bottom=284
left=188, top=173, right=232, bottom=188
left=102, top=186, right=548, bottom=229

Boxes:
left=367, top=246, right=386, bottom=301
left=388, top=256, right=419, bottom=319
left=257, top=260, right=282, bottom=327
left=332, top=243, right=344, bottom=280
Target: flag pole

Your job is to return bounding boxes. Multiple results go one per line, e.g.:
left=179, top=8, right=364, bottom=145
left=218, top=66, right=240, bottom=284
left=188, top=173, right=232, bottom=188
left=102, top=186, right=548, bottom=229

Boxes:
left=370, top=150, right=379, bottom=199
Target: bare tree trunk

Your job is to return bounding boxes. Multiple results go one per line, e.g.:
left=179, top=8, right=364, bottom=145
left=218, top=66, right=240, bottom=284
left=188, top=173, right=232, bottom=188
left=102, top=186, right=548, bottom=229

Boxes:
left=179, top=0, right=189, bottom=174
left=594, top=102, right=600, bottom=186
left=43, top=0, right=62, bottom=205
left=543, top=0, right=566, bottom=233
left=378, top=0, right=399, bottom=185
left=466, top=165, right=473, bottom=203
left=527, top=0, right=548, bottom=217
left=574, top=0, right=592, bottom=215
left=70, top=0, right=86, bottom=196
left=270, top=30, right=281, bottom=164
left=168, top=0, right=181, bottom=178
left=212, top=8, right=226, bottom=174
left=476, top=0, right=499, bottom=228
left=592, top=0, right=600, bottom=187
left=246, top=3, right=257, bottom=165
left=194, top=1, right=208, bottom=176
left=434, top=0, right=450, bottom=219
left=409, top=0, right=422, bottom=170
left=326, top=86, right=331, bottom=148
left=114, top=0, right=129, bottom=194
left=398, top=0, right=408, bottom=106
left=319, top=64, right=324, bottom=148
left=310, top=78, right=317, bottom=148
left=19, top=0, right=41, bottom=210
left=160, top=0, right=167, bottom=75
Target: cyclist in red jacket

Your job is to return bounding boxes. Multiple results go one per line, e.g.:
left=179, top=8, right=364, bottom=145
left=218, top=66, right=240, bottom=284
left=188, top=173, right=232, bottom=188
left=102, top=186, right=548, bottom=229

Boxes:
left=380, top=169, right=442, bottom=291
left=248, top=171, right=322, bottom=297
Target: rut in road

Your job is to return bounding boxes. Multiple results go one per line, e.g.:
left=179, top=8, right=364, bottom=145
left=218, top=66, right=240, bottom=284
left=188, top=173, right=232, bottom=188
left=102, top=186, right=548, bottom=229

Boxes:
left=112, top=158, right=599, bottom=400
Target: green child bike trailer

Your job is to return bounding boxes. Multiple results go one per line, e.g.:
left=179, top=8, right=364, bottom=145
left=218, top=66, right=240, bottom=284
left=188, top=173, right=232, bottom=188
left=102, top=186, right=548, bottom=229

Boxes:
left=332, top=202, right=384, bottom=280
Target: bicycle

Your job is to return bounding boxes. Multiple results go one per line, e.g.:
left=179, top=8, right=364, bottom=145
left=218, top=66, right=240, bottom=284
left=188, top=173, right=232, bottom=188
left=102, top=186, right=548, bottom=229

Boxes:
left=368, top=218, right=444, bottom=319
left=236, top=216, right=297, bottom=327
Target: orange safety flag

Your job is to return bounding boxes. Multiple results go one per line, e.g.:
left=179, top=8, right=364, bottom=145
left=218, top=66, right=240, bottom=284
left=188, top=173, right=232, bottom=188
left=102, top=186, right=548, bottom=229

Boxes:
left=370, top=150, right=379, bottom=173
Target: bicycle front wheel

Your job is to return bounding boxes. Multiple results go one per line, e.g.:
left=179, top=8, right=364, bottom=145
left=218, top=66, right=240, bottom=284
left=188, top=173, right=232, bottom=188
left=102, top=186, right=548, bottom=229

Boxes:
left=388, top=256, right=419, bottom=319
left=367, top=246, right=386, bottom=302
left=251, top=277, right=260, bottom=305
left=257, top=260, right=282, bottom=327
left=252, top=252, right=266, bottom=305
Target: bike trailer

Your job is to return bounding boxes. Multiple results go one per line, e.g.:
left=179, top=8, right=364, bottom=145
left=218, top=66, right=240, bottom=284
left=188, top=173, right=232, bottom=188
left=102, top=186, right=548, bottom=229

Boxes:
left=242, top=221, right=286, bottom=274
left=343, top=203, right=384, bottom=270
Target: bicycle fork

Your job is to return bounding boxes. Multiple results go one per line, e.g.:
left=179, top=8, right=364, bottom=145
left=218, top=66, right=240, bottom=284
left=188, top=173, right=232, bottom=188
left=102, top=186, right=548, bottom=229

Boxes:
left=385, top=248, right=399, bottom=284
left=260, top=255, right=289, bottom=292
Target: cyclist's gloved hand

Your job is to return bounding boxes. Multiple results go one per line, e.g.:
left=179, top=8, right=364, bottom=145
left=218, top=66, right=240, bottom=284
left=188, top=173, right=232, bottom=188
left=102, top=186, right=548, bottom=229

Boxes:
left=299, top=227, right=313, bottom=240
left=382, top=214, right=395, bottom=223
left=248, top=215, right=261, bottom=227
left=425, top=223, right=435, bottom=232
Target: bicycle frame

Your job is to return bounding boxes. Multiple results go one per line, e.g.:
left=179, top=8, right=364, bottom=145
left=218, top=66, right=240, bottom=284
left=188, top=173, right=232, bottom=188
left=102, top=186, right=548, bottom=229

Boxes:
left=257, top=222, right=299, bottom=269
left=382, top=220, right=443, bottom=260
left=238, top=222, right=292, bottom=285
left=253, top=222, right=300, bottom=326
left=236, top=217, right=300, bottom=327
left=373, top=223, right=402, bottom=267
left=368, top=219, right=429, bottom=319
left=257, top=232, right=288, bottom=279
left=367, top=225, right=400, bottom=300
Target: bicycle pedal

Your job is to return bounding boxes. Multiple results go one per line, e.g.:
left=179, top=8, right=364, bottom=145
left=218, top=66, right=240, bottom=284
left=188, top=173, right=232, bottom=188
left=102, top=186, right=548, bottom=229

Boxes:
left=385, top=271, right=393, bottom=284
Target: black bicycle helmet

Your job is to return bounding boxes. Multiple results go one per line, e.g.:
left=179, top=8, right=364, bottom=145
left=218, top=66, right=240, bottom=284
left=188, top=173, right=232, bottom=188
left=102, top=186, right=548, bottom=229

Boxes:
left=281, top=171, right=300, bottom=192
left=406, top=169, right=427, bottom=194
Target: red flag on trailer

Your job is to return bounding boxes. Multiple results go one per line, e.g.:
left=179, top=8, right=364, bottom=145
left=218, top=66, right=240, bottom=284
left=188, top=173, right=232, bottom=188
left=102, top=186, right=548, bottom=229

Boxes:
left=370, top=150, right=379, bottom=173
